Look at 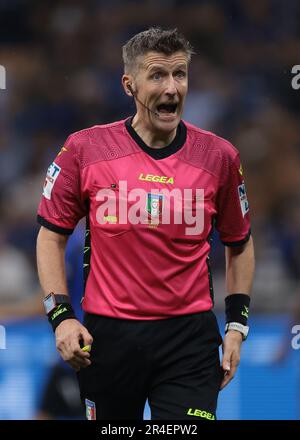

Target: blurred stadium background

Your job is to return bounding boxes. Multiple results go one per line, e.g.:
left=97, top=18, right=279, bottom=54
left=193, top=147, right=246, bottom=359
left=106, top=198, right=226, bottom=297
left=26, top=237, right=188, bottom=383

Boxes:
left=0, top=0, right=300, bottom=420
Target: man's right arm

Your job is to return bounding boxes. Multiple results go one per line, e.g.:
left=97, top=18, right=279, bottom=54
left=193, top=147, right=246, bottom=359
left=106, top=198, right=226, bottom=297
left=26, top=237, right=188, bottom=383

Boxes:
left=36, top=226, right=93, bottom=371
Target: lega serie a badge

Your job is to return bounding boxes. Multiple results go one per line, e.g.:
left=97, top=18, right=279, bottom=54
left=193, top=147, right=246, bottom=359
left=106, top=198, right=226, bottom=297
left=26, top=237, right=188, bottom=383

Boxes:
left=238, top=183, right=249, bottom=217
left=43, top=161, right=61, bottom=200
left=146, top=193, right=164, bottom=223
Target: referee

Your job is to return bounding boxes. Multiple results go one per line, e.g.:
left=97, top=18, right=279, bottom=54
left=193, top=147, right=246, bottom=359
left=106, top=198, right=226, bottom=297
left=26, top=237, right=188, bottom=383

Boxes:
left=36, top=27, right=255, bottom=420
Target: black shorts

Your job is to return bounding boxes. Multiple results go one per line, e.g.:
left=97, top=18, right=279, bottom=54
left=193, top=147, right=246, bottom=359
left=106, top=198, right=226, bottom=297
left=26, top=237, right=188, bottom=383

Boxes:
left=77, top=310, right=223, bottom=420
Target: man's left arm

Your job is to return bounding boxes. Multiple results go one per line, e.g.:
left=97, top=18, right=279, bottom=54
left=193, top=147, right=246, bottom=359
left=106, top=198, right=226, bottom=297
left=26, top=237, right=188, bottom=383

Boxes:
left=220, top=236, right=255, bottom=390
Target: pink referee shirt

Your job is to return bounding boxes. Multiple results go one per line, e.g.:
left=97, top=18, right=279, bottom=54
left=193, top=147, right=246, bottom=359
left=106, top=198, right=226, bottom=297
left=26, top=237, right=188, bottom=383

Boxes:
left=37, top=118, right=251, bottom=319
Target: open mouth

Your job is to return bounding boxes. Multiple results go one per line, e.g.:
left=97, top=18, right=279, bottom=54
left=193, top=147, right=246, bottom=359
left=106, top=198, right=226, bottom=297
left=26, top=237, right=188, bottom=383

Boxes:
left=156, top=103, right=178, bottom=114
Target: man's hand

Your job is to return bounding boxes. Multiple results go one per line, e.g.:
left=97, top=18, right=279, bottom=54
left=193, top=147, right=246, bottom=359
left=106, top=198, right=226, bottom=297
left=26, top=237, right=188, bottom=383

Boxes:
left=220, top=330, right=243, bottom=390
left=55, top=319, right=93, bottom=372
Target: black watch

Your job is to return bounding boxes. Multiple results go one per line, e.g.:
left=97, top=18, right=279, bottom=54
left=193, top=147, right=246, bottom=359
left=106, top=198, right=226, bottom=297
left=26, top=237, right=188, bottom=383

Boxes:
left=43, top=293, right=71, bottom=315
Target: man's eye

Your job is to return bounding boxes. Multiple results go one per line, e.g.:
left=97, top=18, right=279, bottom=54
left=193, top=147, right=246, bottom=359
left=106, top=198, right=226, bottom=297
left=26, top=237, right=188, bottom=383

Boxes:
left=175, top=71, right=186, bottom=79
left=152, top=72, right=162, bottom=80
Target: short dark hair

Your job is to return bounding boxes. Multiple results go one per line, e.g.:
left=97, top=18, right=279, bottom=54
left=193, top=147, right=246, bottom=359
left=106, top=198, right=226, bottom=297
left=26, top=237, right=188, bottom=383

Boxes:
left=122, top=27, right=194, bottom=74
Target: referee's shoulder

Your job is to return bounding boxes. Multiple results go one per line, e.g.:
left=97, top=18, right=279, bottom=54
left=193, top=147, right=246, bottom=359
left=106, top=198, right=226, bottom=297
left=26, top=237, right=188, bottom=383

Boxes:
left=65, top=118, right=126, bottom=148
left=183, top=120, right=239, bottom=159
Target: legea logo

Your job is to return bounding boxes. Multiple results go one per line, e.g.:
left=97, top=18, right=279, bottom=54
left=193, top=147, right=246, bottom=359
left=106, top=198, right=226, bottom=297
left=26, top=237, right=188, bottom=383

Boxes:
left=95, top=181, right=205, bottom=235
left=0, top=65, right=6, bottom=90
left=0, top=325, right=6, bottom=349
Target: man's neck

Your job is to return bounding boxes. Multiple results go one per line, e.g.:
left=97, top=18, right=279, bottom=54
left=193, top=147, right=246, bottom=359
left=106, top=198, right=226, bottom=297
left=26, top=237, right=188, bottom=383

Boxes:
left=131, top=115, right=177, bottom=149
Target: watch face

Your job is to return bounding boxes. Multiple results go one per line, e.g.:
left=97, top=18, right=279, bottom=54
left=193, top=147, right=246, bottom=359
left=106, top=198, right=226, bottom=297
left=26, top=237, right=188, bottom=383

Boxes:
left=44, top=293, right=56, bottom=314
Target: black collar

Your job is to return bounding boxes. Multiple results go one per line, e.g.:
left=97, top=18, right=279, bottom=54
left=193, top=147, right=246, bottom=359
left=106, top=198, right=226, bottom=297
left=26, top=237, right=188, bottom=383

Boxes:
left=125, top=116, right=187, bottom=160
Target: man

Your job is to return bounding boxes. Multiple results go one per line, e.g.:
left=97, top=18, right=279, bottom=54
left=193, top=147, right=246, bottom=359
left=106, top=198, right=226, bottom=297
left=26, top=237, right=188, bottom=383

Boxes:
left=36, top=27, right=255, bottom=420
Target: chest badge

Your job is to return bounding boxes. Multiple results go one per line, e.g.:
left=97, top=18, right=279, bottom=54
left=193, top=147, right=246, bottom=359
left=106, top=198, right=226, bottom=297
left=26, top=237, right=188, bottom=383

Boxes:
left=146, top=193, right=164, bottom=223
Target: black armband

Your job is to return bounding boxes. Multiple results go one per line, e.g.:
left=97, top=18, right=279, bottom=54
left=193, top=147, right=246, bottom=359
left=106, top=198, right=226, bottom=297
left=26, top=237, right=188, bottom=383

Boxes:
left=225, top=294, right=250, bottom=326
left=48, top=303, right=77, bottom=332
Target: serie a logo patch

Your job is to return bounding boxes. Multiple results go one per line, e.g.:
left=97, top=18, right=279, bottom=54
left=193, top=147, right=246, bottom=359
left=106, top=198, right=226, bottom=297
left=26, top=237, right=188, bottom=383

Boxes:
left=85, top=398, right=96, bottom=420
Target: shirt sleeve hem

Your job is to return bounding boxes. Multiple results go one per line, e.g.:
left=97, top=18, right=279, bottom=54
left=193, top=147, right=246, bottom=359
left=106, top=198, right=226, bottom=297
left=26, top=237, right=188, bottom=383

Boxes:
left=37, top=215, right=74, bottom=235
left=221, top=229, right=251, bottom=247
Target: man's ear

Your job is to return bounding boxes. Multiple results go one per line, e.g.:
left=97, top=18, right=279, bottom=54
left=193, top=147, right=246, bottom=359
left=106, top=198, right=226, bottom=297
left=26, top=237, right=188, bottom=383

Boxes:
left=122, top=75, right=134, bottom=96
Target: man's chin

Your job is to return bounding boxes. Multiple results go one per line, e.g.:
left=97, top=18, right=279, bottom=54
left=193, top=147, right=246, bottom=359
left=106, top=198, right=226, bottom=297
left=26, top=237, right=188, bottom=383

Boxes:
left=152, top=113, right=180, bottom=132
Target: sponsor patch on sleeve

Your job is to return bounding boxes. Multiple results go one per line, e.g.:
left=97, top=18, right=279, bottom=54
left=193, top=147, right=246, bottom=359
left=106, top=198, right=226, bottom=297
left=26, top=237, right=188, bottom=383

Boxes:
left=238, top=183, right=249, bottom=217
left=43, top=161, right=61, bottom=200
left=85, top=398, right=96, bottom=420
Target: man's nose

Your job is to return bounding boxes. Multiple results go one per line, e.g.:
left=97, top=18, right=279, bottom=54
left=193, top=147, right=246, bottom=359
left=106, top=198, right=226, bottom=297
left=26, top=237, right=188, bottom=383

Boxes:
left=165, top=76, right=177, bottom=96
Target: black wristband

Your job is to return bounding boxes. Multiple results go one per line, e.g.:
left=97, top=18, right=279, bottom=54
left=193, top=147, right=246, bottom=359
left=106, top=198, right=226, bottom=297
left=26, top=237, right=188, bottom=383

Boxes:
left=48, top=303, right=77, bottom=332
left=225, top=294, right=250, bottom=326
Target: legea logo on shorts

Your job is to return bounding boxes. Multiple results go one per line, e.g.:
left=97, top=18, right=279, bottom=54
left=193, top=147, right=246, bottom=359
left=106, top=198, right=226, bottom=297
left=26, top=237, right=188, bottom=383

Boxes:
left=187, top=408, right=215, bottom=420
left=0, top=325, right=6, bottom=349
left=95, top=180, right=205, bottom=236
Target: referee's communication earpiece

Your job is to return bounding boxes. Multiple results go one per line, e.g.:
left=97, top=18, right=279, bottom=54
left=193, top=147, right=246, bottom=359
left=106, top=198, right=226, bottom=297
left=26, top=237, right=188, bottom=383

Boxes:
left=126, top=83, right=159, bottom=117
left=127, top=84, right=134, bottom=96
